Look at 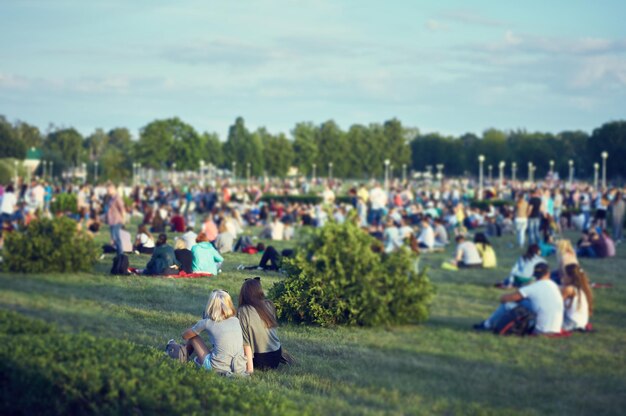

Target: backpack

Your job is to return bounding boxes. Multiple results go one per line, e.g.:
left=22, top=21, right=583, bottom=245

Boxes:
left=110, top=254, right=130, bottom=275
left=493, top=305, right=536, bottom=336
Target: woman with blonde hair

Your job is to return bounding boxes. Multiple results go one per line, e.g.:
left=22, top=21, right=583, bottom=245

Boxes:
left=167, top=290, right=248, bottom=376
left=555, top=239, right=578, bottom=284
left=561, top=264, right=593, bottom=331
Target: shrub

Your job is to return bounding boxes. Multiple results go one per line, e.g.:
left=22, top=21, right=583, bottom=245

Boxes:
left=270, top=216, right=434, bottom=327
left=2, top=216, right=98, bottom=273
left=0, top=311, right=301, bottom=416
left=259, top=194, right=322, bottom=205
left=50, top=193, right=78, bottom=214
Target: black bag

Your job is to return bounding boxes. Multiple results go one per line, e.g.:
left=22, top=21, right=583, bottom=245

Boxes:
left=493, top=305, right=536, bottom=336
left=110, top=254, right=130, bottom=275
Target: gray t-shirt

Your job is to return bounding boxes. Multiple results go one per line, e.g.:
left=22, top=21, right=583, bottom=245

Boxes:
left=237, top=303, right=281, bottom=355
left=456, top=241, right=482, bottom=265
left=191, top=316, right=247, bottom=374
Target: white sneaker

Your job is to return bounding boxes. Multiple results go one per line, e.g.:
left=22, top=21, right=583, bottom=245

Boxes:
left=99, top=254, right=105, bottom=260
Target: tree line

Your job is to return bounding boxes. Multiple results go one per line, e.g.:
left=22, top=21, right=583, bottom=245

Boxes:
left=1, top=114, right=624, bottom=182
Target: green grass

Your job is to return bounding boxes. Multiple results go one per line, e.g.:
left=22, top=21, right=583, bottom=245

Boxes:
left=1, top=226, right=625, bottom=415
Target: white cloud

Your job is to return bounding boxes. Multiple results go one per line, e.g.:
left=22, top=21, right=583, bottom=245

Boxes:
left=504, top=30, right=522, bottom=46
left=426, top=20, right=448, bottom=32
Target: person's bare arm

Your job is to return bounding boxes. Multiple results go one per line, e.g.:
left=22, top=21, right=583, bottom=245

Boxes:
left=500, top=291, right=523, bottom=303
left=182, top=328, right=198, bottom=340
left=243, top=345, right=254, bottom=374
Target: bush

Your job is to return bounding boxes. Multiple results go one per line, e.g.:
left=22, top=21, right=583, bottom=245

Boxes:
left=270, top=216, right=434, bottom=326
left=2, top=216, right=98, bottom=273
left=50, top=193, right=78, bottom=215
left=259, top=194, right=322, bottom=205
left=0, top=311, right=301, bottom=416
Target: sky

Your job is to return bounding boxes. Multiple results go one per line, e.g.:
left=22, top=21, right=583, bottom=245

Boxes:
left=1, top=0, right=625, bottom=140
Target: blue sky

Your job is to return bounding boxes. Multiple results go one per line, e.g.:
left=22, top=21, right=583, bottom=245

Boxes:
left=1, top=0, right=625, bottom=139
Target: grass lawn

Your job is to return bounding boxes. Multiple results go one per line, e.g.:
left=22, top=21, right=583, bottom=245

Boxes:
left=1, top=225, right=625, bottom=415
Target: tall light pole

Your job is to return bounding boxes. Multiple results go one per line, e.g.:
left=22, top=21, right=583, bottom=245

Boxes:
left=14, top=160, right=18, bottom=188
left=498, top=161, right=505, bottom=188
left=528, top=162, right=533, bottom=182
left=568, top=160, right=574, bottom=186
left=478, top=155, right=485, bottom=200
left=232, top=161, right=236, bottom=182
left=246, top=162, right=251, bottom=186
left=312, top=163, right=316, bottom=182
left=601, top=151, right=608, bottom=189
left=511, top=162, right=517, bottom=183
left=549, top=160, right=555, bottom=176
left=328, top=162, right=333, bottom=181
left=384, top=159, right=390, bottom=191
left=93, top=161, right=98, bottom=183
left=402, top=163, right=407, bottom=183
left=50, top=161, right=54, bottom=181
left=199, top=160, right=205, bottom=186
left=488, top=165, right=493, bottom=183
left=593, top=163, right=599, bottom=189
left=436, top=164, right=444, bottom=183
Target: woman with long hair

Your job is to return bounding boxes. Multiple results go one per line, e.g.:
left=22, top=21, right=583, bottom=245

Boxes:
left=555, top=239, right=578, bottom=283
left=474, top=232, right=497, bottom=268
left=237, top=278, right=282, bottom=371
left=499, top=244, right=544, bottom=288
left=168, top=290, right=248, bottom=375
left=134, top=224, right=155, bottom=254
left=561, top=264, right=593, bottom=331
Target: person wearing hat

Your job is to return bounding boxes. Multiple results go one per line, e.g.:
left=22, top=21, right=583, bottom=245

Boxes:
left=474, top=262, right=564, bottom=334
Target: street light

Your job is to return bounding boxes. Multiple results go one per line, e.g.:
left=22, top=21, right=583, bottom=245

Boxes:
left=601, top=151, right=608, bottom=189
left=402, top=163, right=407, bottom=183
left=511, top=162, right=517, bottom=182
left=328, top=162, right=333, bottom=181
left=549, top=160, right=555, bottom=175
left=488, top=165, right=493, bottom=183
left=14, top=160, right=18, bottom=188
left=436, top=164, right=444, bottom=182
left=593, top=163, right=599, bottom=189
left=50, top=161, right=54, bottom=180
left=232, top=161, right=236, bottom=182
left=312, top=163, right=316, bottom=182
left=199, top=160, right=205, bottom=185
left=478, top=155, right=485, bottom=200
left=528, top=162, right=533, bottom=182
left=499, top=161, right=506, bottom=188
left=568, top=160, right=574, bottom=186
left=246, top=162, right=251, bottom=185
left=384, top=159, right=390, bottom=191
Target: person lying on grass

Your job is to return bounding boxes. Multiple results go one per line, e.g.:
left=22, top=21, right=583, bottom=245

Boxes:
left=238, top=277, right=283, bottom=371
left=474, top=262, right=564, bottom=334
left=168, top=289, right=249, bottom=376
left=237, top=245, right=294, bottom=271
left=561, top=264, right=593, bottom=331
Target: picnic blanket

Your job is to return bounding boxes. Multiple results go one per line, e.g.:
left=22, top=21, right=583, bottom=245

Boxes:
left=128, top=268, right=213, bottom=279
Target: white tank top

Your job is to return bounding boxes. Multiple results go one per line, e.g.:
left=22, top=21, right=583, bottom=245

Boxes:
left=565, top=289, right=589, bottom=329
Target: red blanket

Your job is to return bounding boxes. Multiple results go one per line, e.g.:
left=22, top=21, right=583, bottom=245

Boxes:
left=172, top=271, right=213, bottom=279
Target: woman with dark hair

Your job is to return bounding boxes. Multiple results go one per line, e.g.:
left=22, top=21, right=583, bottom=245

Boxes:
left=134, top=224, right=155, bottom=254
left=237, top=278, right=282, bottom=371
left=498, top=244, right=544, bottom=288
left=561, top=264, right=593, bottom=331
left=474, top=232, right=497, bottom=268
left=144, top=233, right=179, bottom=275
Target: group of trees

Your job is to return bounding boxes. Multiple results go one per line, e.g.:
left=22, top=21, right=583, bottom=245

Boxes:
left=1, top=114, right=625, bottom=182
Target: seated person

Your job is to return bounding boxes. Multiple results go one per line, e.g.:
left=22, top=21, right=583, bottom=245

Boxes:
left=451, top=235, right=482, bottom=268
left=191, top=232, right=224, bottom=275
left=170, top=209, right=186, bottom=233
left=383, top=219, right=403, bottom=253
left=174, top=238, right=193, bottom=273
left=561, top=264, right=592, bottom=331
left=102, top=226, right=133, bottom=254
left=215, top=222, right=235, bottom=254
left=474, top=263, right=564, bottom=334
left=238, top=246, right=294, bottom=271
left=417, top=217, right=435, bottom=250
left=181, top=227, right=198, bottom=250
left=144, top=233, right=180, bottom=275
left=577, top=229, right=607, bottom=258
left=134, top=224, right=155, bottom=254
left=433, top=218, right=449, bottom=247
left=499, top=244, right=544, bottom=288
left=474, top=232, right=497, bottom=268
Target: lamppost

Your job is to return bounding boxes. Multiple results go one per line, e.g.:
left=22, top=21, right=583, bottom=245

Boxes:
left=93, top=161, right=98, bottom=183
left=384, top=159, right=390, bottom=191
left=312, top=163, right=316, bottom=182
left=199, top=160, right=205, bottom=185
left=528, top=162, right=533, bottom=182
left=436, top=164, right=444, bottom=182
left=568, top=160, right=574, bottom=186
left=478, top=155, right=485, bottom=200
left=14, top=160, right=19, bottom=188
left=488, top=165, right=493, bottom=183
left=511, top=162, right=517, bottom=182
left=246, top=162, right=251, bottom=185
left=402, top=163, right=407, bottom=183
left=499, top=161, right=505, bottom=188
left=171, top=163, right=177, bottom=185
left=50, top=161, right=54, bottom=181
left=593, top=163, right=599, bottom=189
left=328, top=162, right=333, bottom=181
left=549, top=160, right=555, bottom=176
left=601, top=151, right=608, bottom=189
left=232, top=161, right=236, bottom=182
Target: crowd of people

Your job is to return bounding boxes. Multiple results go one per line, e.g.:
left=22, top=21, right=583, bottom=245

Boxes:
left=0, top=173, right=622, bottom=373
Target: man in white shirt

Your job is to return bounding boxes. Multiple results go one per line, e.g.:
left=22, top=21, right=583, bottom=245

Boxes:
left=417, top=217, right=435, bottom=249
left=182, top=227, right=198, bottom=250
left=368, top=184, right=387, bottom=226
left=475, top=263, right=564, bottom=334
left=453, top=235, right=482, bottom=268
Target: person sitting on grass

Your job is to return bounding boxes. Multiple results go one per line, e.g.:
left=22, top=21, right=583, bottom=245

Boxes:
left=174, top=238, right=193, bottom=274
left=417, top=217, right=435, bottom=250
left=577, top=228, right=607, bottom=258
left=144, top=233, right=179, bottom=275
left=498, top=244, right=544, bottom=288
left=450, top=235, right=482, bottom=269
left=553, top=239, right=578, bottom=284
left=474, top=232, right=497, bottom=269
left=133, top=224, right=155, bottom=254
left=237, top=277, right=283, bottom=371
left=237, top=246, right=294, bottom=271
left=561, top=264, right=593, bottom=331
left=191, top=232, right=224, bottom=275
left=474, top=262, right=564, bottom=334
left=167, top=289, right=249, bottom=376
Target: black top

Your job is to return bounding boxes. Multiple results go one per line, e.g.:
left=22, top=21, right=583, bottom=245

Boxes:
left=175, top=249, right=193, bottom=273
left=528, top=197, right=542, bottom=218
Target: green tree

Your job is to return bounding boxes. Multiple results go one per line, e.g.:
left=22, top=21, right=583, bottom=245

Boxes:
left=84, top=129, right=109, bottom=161
left=292, top=122, right=318, bottom=176
left=259, top=130, right=294, bottom=177
left=0, top=116, right=27, bottom=159
left=137, top=118, right=201, bottom=170
left=199, top=132, right=223, bottom=168
left=45, top=128, right=85, bottom=168
left=14, top=120, right=43, bottom=149
left=588, top=121, right=626, bottom=179
left=315, top=120, right=347, bottom=178
left=223, top=117, right=264, bottom=176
